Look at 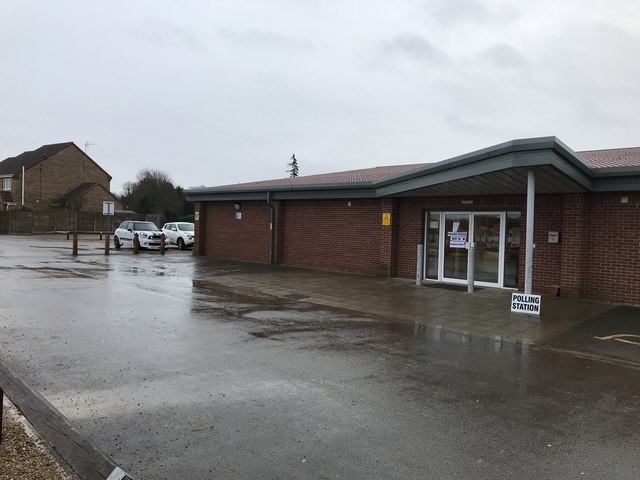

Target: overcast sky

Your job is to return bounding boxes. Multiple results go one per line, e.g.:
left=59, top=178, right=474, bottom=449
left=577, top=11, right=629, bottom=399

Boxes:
left=2, top=0, right=639, bottom=193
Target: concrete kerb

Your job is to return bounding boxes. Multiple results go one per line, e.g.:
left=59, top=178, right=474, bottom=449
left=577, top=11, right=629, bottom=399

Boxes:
left=0, top=357, right=135, bottom=480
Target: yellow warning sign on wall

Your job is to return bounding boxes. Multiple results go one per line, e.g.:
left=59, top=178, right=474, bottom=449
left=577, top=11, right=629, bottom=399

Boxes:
left=382, top=212, right=391, bottom=226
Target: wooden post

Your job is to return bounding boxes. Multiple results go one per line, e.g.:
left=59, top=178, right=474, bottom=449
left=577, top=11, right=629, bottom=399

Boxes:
left=0, top=387, right=4, bottom=445
left=160, top=234, right=166, bottom=255
left=72, top=234, right=78, bottom=256
left=104, top=234, right=110, bottom=255
left=0, top=359, right=134, bottom=479
left=133, top=233, right=140, bottom=254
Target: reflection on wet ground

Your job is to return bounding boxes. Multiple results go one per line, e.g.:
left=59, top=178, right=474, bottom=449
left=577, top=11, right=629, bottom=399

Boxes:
left=1, top=235, right=639, bottom=480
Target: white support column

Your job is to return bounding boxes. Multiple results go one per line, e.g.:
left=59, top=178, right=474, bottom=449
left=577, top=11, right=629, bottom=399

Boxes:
left=524, top=169, right=535, bottom=294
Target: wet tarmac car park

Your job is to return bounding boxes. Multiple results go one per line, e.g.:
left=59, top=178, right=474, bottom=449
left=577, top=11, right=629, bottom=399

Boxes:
left=0, top=235, right=639, bottom=479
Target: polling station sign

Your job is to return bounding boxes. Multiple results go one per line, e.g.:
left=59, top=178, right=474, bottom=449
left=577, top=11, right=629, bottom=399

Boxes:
left=511, top=293, right=541, bottom=315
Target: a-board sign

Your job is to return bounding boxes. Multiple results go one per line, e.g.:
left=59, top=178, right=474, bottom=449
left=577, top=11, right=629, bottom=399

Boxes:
left=511, top=293, right=541, bottom=315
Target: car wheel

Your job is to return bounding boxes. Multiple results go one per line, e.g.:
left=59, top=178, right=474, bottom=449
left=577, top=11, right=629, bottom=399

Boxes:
left=177, top=238, right=185, bottom=250
left=114, top=235, right=121, bottom=249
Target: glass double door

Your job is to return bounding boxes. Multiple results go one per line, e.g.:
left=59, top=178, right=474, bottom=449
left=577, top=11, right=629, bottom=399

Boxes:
left=440, top=212, right=504, bottom=287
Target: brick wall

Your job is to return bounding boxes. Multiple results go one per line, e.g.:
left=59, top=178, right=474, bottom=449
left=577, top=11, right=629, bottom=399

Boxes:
left=200, top=200, right=271, bottom=263
left=531, top=195, right=563, bottom=293
left=583, top=193, right=640, bottom=304
left=79, top=186, right=124, bottom=212
left=559, top=194, right=587, bottom=296
left=281, top=199, right=394, bottom=275
left=17, top=145, right=111, bottom=211
left=196, top=192, right=640, bottom=305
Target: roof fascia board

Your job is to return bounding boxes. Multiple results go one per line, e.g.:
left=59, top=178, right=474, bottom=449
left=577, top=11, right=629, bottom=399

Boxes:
left=591, top=175, right=640, bottom=192
left=270, top=188, right=376, bottom=200
left=186, top=192, right=270, bottom=202
left=375, top=152, right=519, bottom=197
left=185, top=181, right=373, bottom=196
left=376, top=149, right=592, bottom=197
left=187, top=188, right=377, bottom=202
left=592, top=166, right=640, bottom=177
left=375, top=136, right=592, bottom=188
left=548, top=153, right=593, bottom=189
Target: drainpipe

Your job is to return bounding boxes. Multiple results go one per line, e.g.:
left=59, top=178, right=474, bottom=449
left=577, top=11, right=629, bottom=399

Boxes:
left=267, top=191, right=275, bottom=265
left=21, top=166, right=25, bottom=206
left=524, top=169, right=535, bottom=294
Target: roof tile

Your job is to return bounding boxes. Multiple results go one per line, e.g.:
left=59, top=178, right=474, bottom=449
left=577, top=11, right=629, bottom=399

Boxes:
left=577, top=147, right=640, bottom=168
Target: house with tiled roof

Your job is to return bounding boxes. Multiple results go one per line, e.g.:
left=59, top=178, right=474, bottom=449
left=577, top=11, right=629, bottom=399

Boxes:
left=0, top=142, right=123, bottom=212
left=186, top=137, right=640, bottom=305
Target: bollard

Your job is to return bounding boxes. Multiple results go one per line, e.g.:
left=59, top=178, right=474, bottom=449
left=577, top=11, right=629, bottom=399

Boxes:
left=133, top=233, right=140, bottom=254
left=416, top=244, right=424, bottom=286
left=0, top=387, right=4, bottom=444
left=160, top=234, right=166, bottom=255
left=467, top=243, right=475, bottom=293
left=72, top=234, right=78, bottom=256
left=104, top=234, right=110, bottom=255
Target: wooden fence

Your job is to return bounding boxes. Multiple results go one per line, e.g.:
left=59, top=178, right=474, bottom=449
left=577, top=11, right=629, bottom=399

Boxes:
left=0, top=211, right=162, bottom=234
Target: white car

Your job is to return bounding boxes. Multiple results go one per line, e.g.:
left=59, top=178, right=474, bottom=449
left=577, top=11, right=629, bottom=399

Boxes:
left=114, top=220, right=163, bottom=249
left=161, top=222, right=195, bottom=249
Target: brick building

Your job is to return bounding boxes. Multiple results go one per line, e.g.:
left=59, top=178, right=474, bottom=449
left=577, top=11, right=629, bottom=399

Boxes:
left=0, top=142, right=123, bottom=212
left=186, top=137, right=640, bottom=305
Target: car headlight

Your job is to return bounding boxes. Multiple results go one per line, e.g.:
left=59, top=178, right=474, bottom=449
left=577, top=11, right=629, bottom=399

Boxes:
left=140, top=233, right=148, bottom=238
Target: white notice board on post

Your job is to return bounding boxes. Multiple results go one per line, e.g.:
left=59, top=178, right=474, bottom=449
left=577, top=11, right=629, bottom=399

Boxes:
left=102, top=201, right=115, bottom=216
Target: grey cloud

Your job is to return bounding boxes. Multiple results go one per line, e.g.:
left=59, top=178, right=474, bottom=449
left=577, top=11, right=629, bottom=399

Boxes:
left=480, top=44, right=527, bottom=68
left=373, top=33, right=450, bottom=67
left=432, top=0, right=488, bottom=24
left=427, top=0, right=519, bottom=26
left=217, top=28, right=315, bottom=53
left=131, top=19, right=205, bottom=51
left=445, top=113, right=502, bottom=135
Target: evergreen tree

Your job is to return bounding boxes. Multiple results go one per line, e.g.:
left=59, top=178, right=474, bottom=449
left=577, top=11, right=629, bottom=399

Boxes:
left=287, top=153, right=299, bottom=178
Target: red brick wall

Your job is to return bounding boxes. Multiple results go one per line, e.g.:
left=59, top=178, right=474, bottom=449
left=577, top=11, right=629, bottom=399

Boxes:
left=559, top=194, right=587, bottom=296
left=281, top=199, right=394, bottom=275
left=583, top=193, right=640, bottom=304
left=200, top=201, right=271, bottom=263
left=530, top=195, right=563, bottom=292
left=196, top=192, right=640, bottom=304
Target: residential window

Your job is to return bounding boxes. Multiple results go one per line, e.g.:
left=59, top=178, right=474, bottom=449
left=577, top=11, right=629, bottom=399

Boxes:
left=2, top=178, right=11, bottom=191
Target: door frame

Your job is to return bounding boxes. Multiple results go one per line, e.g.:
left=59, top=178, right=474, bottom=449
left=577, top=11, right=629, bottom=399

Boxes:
left=426, top=211, right=506, bottom=288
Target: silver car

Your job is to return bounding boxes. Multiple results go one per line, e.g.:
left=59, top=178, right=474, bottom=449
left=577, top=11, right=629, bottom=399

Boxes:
left=161, top=222, right=195, bottom=249
left=114, top=220, right=163, bottom=249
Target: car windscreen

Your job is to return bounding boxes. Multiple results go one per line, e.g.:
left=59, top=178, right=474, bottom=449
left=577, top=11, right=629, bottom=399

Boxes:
left=177, top=223, right=194, bottom=231
left=133, top=222, right=159, bottom=231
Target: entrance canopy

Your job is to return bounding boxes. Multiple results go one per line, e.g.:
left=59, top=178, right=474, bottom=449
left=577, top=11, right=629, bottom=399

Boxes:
left=187, top=137, right=640, bottom=202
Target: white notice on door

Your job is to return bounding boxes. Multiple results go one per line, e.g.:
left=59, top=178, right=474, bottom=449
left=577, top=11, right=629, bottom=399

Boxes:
left=448, top=231, right=467, bottom=249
